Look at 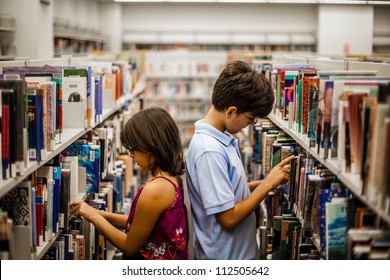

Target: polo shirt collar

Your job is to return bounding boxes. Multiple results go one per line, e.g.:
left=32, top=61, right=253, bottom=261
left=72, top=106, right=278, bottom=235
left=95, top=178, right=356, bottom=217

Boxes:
left=194, top=120, right=236, bottom=147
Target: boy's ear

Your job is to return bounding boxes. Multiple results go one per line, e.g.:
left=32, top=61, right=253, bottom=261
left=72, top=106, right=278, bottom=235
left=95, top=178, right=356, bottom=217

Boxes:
left=226, top=106, right=237, bottom=116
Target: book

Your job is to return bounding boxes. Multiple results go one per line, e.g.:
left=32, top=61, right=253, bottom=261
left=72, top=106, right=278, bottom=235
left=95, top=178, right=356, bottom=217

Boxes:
left=27, top=90, right=45, bottom=161
left=325, top=200, right=347, bottom=260
left=1, top=90, right=11, bottom=179
left=36, top=166, right=54, bottom=241
left=347, top=93, right=368, bottom=174
left=63, top=142, right=101, bottom=194
left=62, top=68, right=88, bottom=128
left=0, top=79, right=25, bottom=176
left=308, top=77, right=319, bottom=147
left=61, top=156, right=79, bottom=203
left=319, top=80, right=333, bottom=159
left=0, top=181, right=34, bottom=259
left=59, top=168, right=71, bottom=231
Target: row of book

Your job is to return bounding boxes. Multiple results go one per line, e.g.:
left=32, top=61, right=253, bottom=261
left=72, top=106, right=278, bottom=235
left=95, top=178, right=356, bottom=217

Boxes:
left=0, top=60, right=134, bottom=183
left=252, top=60, right=390, bottom=212
left=252, top=121, right=390, bottom=260
left=0, top=115, right=135, bottom=259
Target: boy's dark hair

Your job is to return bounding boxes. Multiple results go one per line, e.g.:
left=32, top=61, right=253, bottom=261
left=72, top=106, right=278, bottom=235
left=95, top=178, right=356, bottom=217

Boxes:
left=120, top=107, right=185, bottom=176
left=212, top=60, right=274, bottom=118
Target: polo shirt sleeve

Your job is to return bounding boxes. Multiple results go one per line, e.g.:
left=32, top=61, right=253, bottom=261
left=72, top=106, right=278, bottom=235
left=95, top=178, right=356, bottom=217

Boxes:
left=195, top=151, right=235, bottom=215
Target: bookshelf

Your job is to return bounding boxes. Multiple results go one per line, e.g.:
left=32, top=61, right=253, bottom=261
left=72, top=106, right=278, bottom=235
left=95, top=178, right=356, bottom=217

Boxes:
left=53, top=17, right=107, bottom=57
left=142, top=50, right=227, bottom=147
left=251, top=57, right=390, bottom=260
left=0, top=55, right=140, bottom=260
left=267, top=114, right=390, bottom=225
left=0, top=13, right=16, bottom=60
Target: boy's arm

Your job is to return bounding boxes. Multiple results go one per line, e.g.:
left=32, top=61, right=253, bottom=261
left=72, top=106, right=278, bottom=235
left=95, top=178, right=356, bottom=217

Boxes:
left=216, top=156, right=293, bottom=231
left=248, top=180, right=263, bottom=192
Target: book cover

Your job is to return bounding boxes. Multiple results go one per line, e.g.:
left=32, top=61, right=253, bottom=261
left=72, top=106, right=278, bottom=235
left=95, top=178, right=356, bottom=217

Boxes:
left=52, top=166, right=61, bottom=233
left=37, top=166, right=54, bottom=241
left=59, top=168, right=71, bottom=231
left=367, top=103, right=390, bottom=206
left=27, top=92, right=41, bottom=161
left=308, top=77, right=319, bottom=147
left=0, top=80, right=25, bottom=175
left=325, top=200, right=347, bottom=260
left=348, top=93, right=368, bottom=174
left=95, top=74, right=103, bottom=123
left=320, top=80, right=333, bottom=159
left=301, top=76, right=310, bottom=134
left=63, top=68, right=88, bottom=128
left=1, top=90, right=11, bottom=179
left=63, top=142, right=101, bottom=194
left=61, top=156, right=79, bottom=203
left=35, top=182, right=44, bottom=246
left=0, top=181, right=34, bottom=259
left=283, top=71, right=297, bottom=120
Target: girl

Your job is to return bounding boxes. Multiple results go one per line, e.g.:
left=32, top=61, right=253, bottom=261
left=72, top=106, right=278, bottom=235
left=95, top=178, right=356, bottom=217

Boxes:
left=69, top=107, right=189, bottom=260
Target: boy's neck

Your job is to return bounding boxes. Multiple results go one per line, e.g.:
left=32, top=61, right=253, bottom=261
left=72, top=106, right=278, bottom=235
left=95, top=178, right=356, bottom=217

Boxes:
left=203, top=106, right=226, bottom=132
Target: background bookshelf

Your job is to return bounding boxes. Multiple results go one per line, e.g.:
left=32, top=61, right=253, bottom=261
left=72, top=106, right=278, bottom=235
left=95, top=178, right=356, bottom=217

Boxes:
left=0, top=13, right=16, bottom=61
left=141, top=50, right=227, bottom=148
left=53, top=17, right=108, bottom=57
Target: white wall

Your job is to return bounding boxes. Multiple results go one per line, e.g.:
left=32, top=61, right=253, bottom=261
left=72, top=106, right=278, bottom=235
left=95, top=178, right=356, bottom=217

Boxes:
left=121, top=3, right=318, bottom=45
left=0, top=0, right=53, bottom=59
left=53, top=0, right=100, bottom=30
left=318, top=5, right=373, bottom=57
left=99, top=3, right=122, bottom=52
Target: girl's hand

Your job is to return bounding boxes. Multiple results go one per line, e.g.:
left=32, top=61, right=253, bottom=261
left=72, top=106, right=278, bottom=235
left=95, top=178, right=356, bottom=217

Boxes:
left=69, top=200, right=97, bottom=222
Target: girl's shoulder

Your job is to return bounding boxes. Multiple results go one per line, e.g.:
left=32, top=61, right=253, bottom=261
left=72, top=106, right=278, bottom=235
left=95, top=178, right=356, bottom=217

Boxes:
left=140, top=176, right=177, bottom=208
left=146, top=175, right=180, bottom=189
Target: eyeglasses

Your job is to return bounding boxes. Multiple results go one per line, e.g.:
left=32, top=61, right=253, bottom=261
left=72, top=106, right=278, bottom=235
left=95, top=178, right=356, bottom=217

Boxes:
left=242, top=113, right=259, bottom=125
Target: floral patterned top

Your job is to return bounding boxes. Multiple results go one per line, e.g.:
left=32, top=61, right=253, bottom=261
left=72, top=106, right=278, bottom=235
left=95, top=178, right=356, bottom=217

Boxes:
left=124, top=176, right=189, bottom=260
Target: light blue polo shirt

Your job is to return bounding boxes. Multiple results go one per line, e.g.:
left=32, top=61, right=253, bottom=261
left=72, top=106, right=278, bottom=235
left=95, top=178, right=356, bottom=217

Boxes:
left=185, top=120, right=257, bottom=260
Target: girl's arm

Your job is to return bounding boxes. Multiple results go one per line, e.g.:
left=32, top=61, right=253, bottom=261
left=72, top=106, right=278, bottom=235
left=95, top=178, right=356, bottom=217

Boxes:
left=69, top=178, right=175, bottom=257
left=98, top=211, right=128, bottom=228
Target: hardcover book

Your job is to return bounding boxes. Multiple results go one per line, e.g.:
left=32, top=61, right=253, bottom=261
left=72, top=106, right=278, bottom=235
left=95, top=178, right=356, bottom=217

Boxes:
left=325, top=200, right=347, bottom=260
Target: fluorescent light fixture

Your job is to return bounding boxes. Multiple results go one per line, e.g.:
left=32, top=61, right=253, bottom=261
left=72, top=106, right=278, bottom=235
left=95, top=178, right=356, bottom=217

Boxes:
left=269, top=0, right=318, bottom=3
left=115, top=0, right=390, bottom=4
left=115, top=0, right=220, bottom=2
left=367, top=0, right=390, bottom=4
left=319, top=0, right=367, bottom=4
left=217, top=0, right=268, bottom=3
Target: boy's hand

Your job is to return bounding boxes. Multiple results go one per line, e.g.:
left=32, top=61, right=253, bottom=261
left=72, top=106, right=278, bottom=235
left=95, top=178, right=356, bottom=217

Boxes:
left=263, top=155, right=294, bottom=189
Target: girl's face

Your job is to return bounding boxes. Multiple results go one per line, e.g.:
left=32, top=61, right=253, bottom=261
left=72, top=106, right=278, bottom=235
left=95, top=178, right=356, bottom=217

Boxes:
left=130, top=150, right=154, bottom=172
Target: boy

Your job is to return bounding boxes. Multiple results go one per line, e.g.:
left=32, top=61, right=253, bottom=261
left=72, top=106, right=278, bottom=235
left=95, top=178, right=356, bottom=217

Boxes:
left=186, top=60, right=293, bottom=259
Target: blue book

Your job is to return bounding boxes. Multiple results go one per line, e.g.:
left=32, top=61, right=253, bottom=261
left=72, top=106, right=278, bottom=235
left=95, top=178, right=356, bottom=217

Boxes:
left=64, top=142, right=101, bottom=194
left=31, top=186, right=37, bottom=248
left=52, top=166, right=61, bottom=233
left=326, top=200, right=347, bottom=260
left=319, top=187, right=331, bottom=258
left=95, top=74, right=103, bottom=122
left=59, top=233, right=74, bottom=260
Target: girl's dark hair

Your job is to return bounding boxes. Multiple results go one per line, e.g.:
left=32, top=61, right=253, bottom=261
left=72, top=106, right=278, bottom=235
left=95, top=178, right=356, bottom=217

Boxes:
left=212, top=60, right=275, bottom=118
left=120, top=107, right=185, bottom=176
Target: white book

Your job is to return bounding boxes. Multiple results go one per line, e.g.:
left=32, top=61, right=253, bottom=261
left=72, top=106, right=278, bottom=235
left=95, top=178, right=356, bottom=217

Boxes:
left=62, top=156, right=79, bottom=203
